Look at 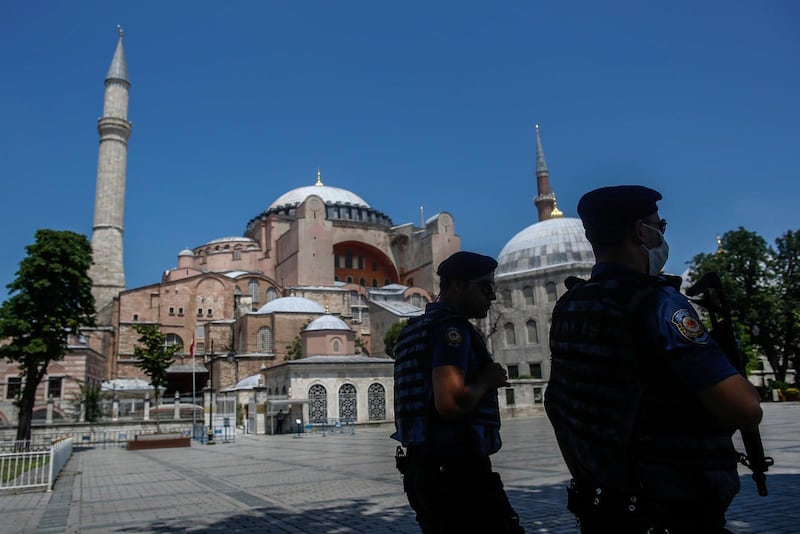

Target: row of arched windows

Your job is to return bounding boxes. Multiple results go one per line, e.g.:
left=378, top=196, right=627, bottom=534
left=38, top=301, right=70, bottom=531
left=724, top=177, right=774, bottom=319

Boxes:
left=308, top=382, right=387, bottom=422
left=498, top=283, right=558, bottom=309
left=503, top=319, right=542, bottom=347
left=247, top=280, right=278, bottom=305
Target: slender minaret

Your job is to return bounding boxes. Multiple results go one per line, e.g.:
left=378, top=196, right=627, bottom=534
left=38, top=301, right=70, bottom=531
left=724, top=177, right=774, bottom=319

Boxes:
left=532, top=123, right=556, bottom=221
left=89, top=27, right=131, bottom=325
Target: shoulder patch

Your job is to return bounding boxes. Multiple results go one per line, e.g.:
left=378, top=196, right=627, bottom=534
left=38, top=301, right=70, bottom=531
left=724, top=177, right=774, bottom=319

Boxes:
left=444, top=327, right=463, bottom=347
left=671, top=309, right=710, bottom=344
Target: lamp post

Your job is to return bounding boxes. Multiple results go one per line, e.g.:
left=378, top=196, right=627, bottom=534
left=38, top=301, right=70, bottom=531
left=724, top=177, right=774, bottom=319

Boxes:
left=207, top=339, right=215, bottom=444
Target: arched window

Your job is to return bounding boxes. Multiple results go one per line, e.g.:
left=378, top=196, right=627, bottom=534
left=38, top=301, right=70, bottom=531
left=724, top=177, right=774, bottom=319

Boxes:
left=501, top=289, right=513, bottom=308
left=546, top=282, right=558, bottom=302
left=523, top=286, right=534, bottom=307
left=309, top=384, right=327, bottom=423
left=267, top=288, right=278, bottom=302
left=526, top=320, right=539, bottom=344
left=257, top=327, right=273, bottom=353
left=368, top=383, right=386, bottom=421
left=504, top=323, right=516, bottom=346
left=165, top=333, right=183, bottom=349
left=332, top=339, right=341, bottom=352
left=339, top=384, right=357, bottom=421
left=249, top=280, right=260, bottom=304
left=359, top=277, right=366, bottom=287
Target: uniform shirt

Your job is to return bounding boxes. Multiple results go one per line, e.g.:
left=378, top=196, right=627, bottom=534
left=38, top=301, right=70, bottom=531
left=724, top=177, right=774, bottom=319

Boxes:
left=396, top=302, right=501, bottom=457
left=592, top=263, right=739, bottom=393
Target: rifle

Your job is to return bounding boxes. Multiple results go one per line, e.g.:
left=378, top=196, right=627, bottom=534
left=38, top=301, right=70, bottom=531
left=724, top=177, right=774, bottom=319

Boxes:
left=686, top=272, right=774, bottom=496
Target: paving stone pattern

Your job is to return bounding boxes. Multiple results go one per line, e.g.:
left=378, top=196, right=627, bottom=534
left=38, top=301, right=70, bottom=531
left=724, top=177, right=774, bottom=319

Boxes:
left=1, top=403, right=797, bottom=533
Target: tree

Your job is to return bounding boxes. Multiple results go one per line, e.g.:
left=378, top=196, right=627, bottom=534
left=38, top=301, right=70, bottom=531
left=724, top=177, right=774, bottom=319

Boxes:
left=133, top=324, right=178, bottom=430
left=0, top=230, right=95, bottom=442
left=285, top=320, right=312, bottom=360
left=688, top=227, right=799, bottom=384
left=383, top=320, right=408, bottom=359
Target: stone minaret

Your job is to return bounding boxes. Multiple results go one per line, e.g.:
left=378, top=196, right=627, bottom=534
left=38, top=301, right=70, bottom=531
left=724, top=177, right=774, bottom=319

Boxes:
left=532, top=123, right=556, bottom=222
left=89, top=27, right=131, bottom=325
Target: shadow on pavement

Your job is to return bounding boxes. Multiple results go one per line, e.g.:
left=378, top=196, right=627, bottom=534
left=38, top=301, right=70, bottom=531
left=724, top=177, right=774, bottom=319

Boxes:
left=111, top=473, right=798, bottom=533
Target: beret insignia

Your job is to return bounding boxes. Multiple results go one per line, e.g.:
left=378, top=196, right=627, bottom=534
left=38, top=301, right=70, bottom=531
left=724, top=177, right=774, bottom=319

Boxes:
left=671, top=309, right=710, bottom=344
left=444, top=327, right=463, bottom=346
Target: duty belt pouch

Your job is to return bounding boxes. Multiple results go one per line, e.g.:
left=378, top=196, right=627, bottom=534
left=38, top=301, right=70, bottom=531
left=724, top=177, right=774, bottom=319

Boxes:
left=395, top=446, right=408, bottom=476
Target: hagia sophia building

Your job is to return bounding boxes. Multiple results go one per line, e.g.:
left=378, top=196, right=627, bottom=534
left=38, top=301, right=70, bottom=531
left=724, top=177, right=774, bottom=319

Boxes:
left=0, top=30, right=593, bottom=430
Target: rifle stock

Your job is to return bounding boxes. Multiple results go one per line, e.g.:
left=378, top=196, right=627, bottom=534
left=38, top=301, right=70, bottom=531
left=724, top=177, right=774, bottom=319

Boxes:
left=687, top=273, right=773, bottom=496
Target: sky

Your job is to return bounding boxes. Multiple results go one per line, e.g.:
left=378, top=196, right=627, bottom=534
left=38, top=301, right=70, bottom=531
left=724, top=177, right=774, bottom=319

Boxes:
left=1, top=1, right=798, bottom=302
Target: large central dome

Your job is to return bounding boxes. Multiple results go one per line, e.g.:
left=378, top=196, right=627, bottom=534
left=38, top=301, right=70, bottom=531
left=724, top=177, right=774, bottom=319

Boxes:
left=268, top=171, right=369, bottom=210
left=497, top=217, right=594, bottom=277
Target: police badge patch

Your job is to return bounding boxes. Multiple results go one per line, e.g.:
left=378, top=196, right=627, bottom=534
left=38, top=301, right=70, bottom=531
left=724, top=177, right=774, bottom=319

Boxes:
left=445, top=327, right=463, bottom=346
left=671, top=309, right=710, bottom=344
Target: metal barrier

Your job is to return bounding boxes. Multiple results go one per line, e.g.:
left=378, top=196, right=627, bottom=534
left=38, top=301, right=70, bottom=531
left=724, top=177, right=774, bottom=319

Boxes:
left=0, top=436, right=73, bottom=492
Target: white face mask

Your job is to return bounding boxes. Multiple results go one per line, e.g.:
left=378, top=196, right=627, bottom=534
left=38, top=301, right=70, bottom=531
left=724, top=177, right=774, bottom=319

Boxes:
left=641, top=224, right=669, bottom=276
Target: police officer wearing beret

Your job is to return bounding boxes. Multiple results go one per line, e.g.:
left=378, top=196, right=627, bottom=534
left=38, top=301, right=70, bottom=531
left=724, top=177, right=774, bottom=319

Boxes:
left=392, top=251, right=524, bottom=533
left=545, top=185, right=763, bottom=533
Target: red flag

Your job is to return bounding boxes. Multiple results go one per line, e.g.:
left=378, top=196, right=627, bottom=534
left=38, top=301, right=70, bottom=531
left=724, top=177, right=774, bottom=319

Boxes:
left=189, top=335, right=195, bottom=358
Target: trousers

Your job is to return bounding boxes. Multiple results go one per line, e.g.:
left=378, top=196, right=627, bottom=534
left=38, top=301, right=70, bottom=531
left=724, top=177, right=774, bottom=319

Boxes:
left=568, top=479, right=731, bottom=534
left=401, top=449, right=524, bottom=533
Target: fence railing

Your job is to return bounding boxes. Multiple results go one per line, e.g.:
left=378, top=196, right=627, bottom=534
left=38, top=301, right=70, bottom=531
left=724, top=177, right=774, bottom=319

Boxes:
left=0, top=436, right=73, bottom=492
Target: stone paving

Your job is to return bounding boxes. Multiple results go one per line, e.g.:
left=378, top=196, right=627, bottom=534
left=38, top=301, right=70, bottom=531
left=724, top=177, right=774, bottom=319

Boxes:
left=0, top=402, right=797, bottom=533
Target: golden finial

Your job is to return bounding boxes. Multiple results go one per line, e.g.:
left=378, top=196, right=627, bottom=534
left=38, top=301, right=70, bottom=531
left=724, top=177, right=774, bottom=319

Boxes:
left=117, top=25, right=124, bottom=38
left=715, top=234, right=725, bottom=254
left=315, top=168, right=323, bottom=186
left=549, top=194, right=564, bottom=218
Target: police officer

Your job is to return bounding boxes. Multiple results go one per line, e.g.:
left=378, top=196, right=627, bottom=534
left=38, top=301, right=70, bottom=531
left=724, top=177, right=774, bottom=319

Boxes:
left=392, top=251, right=524, bottom=533
left=545, top=185, right=763, bottom=533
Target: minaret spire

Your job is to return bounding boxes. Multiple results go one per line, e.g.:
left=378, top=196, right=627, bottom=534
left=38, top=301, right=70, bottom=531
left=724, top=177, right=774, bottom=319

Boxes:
left=533, top=124, right=556, bottom=221
left=88, top=28, right=132, bottom=324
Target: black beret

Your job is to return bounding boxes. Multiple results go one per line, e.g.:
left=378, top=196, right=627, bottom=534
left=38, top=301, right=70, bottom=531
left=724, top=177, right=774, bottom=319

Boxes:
left=577, top=185, right=662, bottom=235
left=437, top=251, right=498, bottom=281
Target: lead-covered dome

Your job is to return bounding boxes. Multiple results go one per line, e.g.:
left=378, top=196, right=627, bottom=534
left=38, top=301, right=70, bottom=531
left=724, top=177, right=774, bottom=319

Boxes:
left=305, top=315, right=351, bottom=331
left=497, top=217, right=594, bottom=277
left=269, top=184, right=369, bottom=210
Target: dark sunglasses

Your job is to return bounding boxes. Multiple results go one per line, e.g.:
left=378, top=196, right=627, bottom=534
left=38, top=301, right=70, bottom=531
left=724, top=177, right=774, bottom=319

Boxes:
left=642, top=218, right=668, bottom=234
left=469, top=280, right=496, bottom=296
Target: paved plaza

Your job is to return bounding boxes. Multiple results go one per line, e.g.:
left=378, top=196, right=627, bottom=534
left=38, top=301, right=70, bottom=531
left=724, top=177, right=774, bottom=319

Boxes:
left=1, top=402, right=797, bottom=533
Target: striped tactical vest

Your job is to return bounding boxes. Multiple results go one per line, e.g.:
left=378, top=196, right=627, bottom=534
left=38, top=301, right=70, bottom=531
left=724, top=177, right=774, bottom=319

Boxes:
left=545, top=273, right=738, bottom=502
left=392, top=306, right=501, bottom=456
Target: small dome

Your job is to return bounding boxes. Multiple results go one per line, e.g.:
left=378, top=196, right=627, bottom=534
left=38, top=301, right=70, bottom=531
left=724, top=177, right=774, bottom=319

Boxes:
left=497, top=217, right=594, bottom=277
left=178, top=248, right=194, bottom=257
left=269, top=185, right=369, bottom=210
left=256, top=296, right=325, bottom=314
left=305, top=315, right=351, bottom=332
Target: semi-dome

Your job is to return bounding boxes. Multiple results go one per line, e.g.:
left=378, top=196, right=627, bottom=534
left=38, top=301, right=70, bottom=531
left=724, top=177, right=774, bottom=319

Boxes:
left=256, top=296, right=325, bottom=314
left=496, top=217, right=594, bottom=277
left=305, top=315, right=351, bottom=332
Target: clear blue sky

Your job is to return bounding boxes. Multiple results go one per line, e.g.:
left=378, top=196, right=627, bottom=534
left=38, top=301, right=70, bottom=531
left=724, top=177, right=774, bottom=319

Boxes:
left=1, top=1, right=798, bottom=302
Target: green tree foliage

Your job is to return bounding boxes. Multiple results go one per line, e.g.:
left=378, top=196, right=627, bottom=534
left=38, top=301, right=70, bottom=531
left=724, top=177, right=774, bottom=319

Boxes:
left=688, top=227, right=799, bottom=384
left=383, top=320, right=408, bottom=359
left=76, top=383, right=106, bottom=422
left=133, top=324, right=179, bottom=429
left=0, top=230, right=95, bottom=442
left=285, top=320, right=312, bottom=360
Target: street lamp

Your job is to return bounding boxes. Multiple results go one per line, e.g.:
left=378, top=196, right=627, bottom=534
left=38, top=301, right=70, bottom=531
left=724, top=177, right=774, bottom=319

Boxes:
left=207, top=340, right=215, bottom=444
